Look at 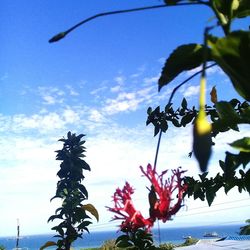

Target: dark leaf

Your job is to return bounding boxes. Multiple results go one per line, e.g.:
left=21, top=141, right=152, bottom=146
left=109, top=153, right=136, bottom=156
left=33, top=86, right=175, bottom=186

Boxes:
left=181, top=98, right=188, bottom=110
left=159, top=44, right=211, bottom=90
left=181, top=113, right=195, bottom=127
left=206, top=188, right=216, bottom=206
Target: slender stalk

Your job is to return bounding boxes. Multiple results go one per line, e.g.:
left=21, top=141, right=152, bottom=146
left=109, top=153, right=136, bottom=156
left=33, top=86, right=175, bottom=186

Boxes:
left=153, top=63, right=217, bottom=171
left=49, top=2, right=208, bottom=43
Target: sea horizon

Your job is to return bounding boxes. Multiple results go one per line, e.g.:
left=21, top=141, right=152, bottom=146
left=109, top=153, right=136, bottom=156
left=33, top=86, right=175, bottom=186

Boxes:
left=0, top=223, right=244, bottom=250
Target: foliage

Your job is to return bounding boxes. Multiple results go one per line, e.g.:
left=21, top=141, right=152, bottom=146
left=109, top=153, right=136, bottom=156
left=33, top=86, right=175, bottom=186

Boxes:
left=100, top=239, right=117, bottom=249
left=41, top=132, right=99, bottom=250
left=0, top=245, right=5, bottom=250
left=147, top=97, right=250, bottom=205
left=156, top=0, right=250, bottom=174
left=147, top=0, right=250, bottom=205
left=240, top=219, right=250, bottom=235
left=115, top=228, right=155, bottom=249
left=158, top=242, right=175, bottom=250
left=180, top=237, right=199, bottom=246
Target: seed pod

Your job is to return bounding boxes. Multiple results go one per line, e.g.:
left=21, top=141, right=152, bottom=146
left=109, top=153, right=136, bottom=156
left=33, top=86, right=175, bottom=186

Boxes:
left=193, top=76, right=212, bottom=172
left=193, top=110, right=212, bottom=172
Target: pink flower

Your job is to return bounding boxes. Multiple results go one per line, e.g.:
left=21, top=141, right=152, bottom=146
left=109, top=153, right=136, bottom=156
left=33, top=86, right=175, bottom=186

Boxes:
left=140, top=164, right=187, bottom=222
left=107, top=182, right=154, bottom=231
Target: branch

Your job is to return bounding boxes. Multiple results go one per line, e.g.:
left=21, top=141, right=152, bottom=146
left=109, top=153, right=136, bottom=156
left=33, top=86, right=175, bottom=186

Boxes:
left=153, top=62, right=217, bottom=171
left=49, top=2, right=208, bottom=43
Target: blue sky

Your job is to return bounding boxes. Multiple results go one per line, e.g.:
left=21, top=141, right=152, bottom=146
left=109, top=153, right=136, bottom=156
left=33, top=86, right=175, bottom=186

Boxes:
left=0, top=1, right=249, bottom=237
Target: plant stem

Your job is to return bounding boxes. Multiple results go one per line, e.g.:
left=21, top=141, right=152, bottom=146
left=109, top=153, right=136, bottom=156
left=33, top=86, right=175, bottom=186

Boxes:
left=153, top=63, right=216, bottom=171
left=49, top=2, right=208, bottom=43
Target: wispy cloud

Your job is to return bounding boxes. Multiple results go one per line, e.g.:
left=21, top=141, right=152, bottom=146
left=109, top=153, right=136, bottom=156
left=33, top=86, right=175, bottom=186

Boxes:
left=38, top=86, right=65, bottom=105
left=65, top=84, right=79, bottom=96
left=181, top=85, right=200, bottom=98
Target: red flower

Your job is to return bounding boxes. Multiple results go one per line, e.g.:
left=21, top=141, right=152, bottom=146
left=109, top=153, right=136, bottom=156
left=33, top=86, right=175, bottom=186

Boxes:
left=140, top=164, right=187, bottom=222
left=107, top=182, right=154, bottom=231
left=107, top=164, right=187, bottom=232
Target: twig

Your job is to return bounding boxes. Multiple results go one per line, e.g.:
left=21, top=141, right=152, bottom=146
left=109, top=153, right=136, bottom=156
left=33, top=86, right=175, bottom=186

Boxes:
left=49, top=2, right=208, bottom=43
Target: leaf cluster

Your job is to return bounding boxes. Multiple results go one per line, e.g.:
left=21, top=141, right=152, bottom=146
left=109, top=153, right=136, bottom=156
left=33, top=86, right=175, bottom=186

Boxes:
left=115, top=228, right=155, bottom=249
left=147, top=98, right=250, bottom=138
left=42, top=132, right=98, bottom=250
left=147, top=98, right=250, bottom=205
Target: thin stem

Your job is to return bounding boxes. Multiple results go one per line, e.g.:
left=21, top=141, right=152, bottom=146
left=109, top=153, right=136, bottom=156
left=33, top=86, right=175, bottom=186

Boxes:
left=49, top=2, right=208, bottom=43
left=153, top=62, right=217, bottom=171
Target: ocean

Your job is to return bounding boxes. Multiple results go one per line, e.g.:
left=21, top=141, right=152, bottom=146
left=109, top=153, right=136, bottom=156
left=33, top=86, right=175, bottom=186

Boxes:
left=0, top=224, right=243, bottom=250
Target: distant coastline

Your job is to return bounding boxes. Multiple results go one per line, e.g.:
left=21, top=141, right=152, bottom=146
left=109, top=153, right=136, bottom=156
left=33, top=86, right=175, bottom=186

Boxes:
left=0, top=224, right=244, bottom=250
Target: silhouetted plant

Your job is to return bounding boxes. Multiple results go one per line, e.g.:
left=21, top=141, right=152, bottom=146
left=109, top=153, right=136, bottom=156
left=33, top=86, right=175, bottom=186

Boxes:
left=41, top=131, right=99, bottom=250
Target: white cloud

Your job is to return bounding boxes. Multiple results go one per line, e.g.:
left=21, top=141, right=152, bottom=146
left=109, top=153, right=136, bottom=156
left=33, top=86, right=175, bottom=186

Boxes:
left=62, top=108, right=80, bottom=124
left=185, top=64, right=224, bottom=78
left=110, top=85, right=122, bottom=93
left=114, top=75, right=125, bottom=86
left=88, top=109, right=106, bottom=123
left=12, top=113, right=65, bottom=132
left=65, top=84, right=79, bottom=96
left=103, top=88, right=155, bottom=115
left=38, top=86, right=65, bottom=105
left=143, top=75, right=159, bottom=85
left=182, top=85, right=200, bottom=98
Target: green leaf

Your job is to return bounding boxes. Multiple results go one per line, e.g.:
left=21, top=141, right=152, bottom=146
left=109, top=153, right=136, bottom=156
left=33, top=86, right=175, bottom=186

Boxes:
left=215, top=101, right=240, bottom=124
left=229, top=137, right=250, bottom=152
left=40, top=241, right=57, bottom=250
left=234, top=0, right=250, bottom=18
left=158, top=44, right=211, bottom=90
left=208, top=31, right=250, bottom=101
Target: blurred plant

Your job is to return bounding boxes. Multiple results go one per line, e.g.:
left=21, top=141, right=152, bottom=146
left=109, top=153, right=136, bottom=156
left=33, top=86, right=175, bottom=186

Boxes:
left=107, top=164, right=187, bottom=249
left=239, top=219, right=250, bottom=235
left=41, top=132, right=99, bottom=250
left=158, top=243, right=175, bottom=250
left=100, top=239, right=117, bottom=249
left=0, top=245, right=6, bottom=250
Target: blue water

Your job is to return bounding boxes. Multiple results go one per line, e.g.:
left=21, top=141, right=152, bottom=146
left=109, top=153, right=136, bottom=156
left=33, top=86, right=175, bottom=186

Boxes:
left=0, top=224, right=243, bottom=250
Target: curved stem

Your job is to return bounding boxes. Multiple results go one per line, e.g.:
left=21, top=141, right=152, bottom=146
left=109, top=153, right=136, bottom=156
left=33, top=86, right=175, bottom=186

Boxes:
left=49, top=2, right=209, bottom=43
left=153, top=62, right=217, bottom=171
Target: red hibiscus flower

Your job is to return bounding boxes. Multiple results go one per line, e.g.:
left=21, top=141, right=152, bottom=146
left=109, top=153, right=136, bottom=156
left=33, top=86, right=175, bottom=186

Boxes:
left=107, top=182, right=154, bottom=231
left=107, top=164, right=187, bottom=232
left=140, top=164, right=187, bottom=222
